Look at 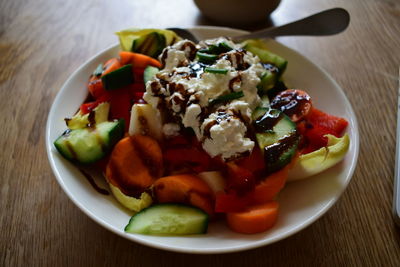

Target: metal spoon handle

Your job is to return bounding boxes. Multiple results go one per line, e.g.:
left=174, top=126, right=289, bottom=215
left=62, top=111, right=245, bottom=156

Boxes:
left=233, top=8, right=350, bottom=41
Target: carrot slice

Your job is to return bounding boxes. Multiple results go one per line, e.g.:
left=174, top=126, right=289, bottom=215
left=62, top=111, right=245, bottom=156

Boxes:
left=106, top=135, right=163, bottom=197
left=102, top=58, right=122, bottom=76
left=153, top=174, right=215, bottom=216
left=226, top=201, right=279, bottom=234
left=119, top=51, right=162, bottom=68
left=250, top=165, right=289, bottom=204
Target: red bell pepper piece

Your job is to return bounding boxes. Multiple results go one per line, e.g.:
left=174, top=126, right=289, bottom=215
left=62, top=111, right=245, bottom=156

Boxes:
left=79, top=94, right=110, bottom=115
left=163, top=147, right=211, bottom=173
left=298, top=107, right=349, bottom=154
left=215, top=191, right=249, bottom=213
left=226, top=162, right=256, bottom=193
left=109, top=89, right=132, bottom=131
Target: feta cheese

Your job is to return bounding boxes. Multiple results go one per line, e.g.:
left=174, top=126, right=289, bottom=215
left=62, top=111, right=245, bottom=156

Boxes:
left=182, top=104, right=202, bottom=137
left=164, top=49, right=186, bottom=70
left=201, top=111, right=254, bottom=160
left=163, top=123, right=181, bottom=137
left=144, top=37, right=266, bottom=160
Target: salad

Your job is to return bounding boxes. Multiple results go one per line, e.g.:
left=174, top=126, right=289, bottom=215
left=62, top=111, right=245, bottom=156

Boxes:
left=54, top=28, right=350, bottom=235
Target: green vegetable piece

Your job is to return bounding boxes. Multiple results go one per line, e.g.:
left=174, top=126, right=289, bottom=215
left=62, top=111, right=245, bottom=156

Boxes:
left=200, top=42, right=233, bottom=55
left=92, top=63, right=103, bottom=77
left=131, top=32, right=166, bottom=58
left=253, top=107, right=299, bottom=174
left=258, top=66, right=280, bottom=93
left=219, top=42, right=233, bottom=51
left=204, top=67, right=228, bottom=74
left=54, top=119, right=125, bottom=164
left=143, top=66, right=159, bottom=84
left=101, top=64, right=134, bottom=91
left=196, top=52, right=218, bottom=64
left=209, top=91, right=244, bottom=106
left=244, top=44, right=287, bottom=73
left=125, top=203, right=209, bottom=235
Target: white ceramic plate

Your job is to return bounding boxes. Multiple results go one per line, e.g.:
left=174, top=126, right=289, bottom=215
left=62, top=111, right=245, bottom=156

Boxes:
left=46, top=26, right=359, bottom=254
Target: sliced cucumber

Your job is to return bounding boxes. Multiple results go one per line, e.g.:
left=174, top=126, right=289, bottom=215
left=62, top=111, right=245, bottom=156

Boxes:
left=54, top=119, right=125, bottom=164
left=125, top=204, right=209, bottom=235
left=258, top=65, right=280, bottom=93
left=244, top=41, right=287, bottom=73
left=253, top=108, right=299, bottom=173
left=131, top=32, right=166, bottom=58
left=259, top=94, right=270, bottom=108
left=143, top=66, right=159, bottom=84
left=101, top=64, right=134, bottom=91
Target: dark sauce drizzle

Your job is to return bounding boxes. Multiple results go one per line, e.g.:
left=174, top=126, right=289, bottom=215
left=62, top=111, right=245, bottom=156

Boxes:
left=79, top=169, right=109, bottom=195
left=270, top=90, right=311, bottom=117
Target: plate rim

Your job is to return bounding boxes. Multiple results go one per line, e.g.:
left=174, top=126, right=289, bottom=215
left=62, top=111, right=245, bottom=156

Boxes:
left=45, top=25, right=359, bottom=254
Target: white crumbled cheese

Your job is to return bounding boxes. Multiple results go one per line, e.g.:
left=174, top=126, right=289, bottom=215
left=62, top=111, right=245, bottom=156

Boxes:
left=162, top=123, right=181, bottom=137
left=170, top=92, right=184, bottom=113
left=164, top=49, right=187, bottom=70
left=144, top=37, right=266, bottom=160
left=240, top=64, right=264, bottom=109
left=202, top=37, right=238, bottom=49
left=143, top=91, right=159, bottom=108
left=182, top=104, right=202, bottom=137
left=228, top=100, right=252, bottom=122
left=201, top=112, right=254, bottom=160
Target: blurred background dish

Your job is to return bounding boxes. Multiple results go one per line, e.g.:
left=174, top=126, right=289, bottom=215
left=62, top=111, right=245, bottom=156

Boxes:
left=193, top=0, right=281, bottom=26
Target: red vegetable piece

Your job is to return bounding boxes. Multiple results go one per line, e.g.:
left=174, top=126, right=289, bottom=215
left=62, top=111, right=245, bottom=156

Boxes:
left=109, top=89, right=132, bottom=131
left=235, top=147, right=265, bottom=175
left=87, top=77, right=107, bottom=99
left=271, top=89, right=312, bottom=122
left=297, top=107, right=349, bottom=153
left=163, top=147, right=211, bottom=173
left=307, top=108, right=348, bottom=136
left=215, top=191, right=249, bottom=213
left=226, top=162, right=256, bottom=193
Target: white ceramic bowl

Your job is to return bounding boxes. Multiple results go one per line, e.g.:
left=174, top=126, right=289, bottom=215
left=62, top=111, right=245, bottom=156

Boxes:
left=46, top=26, right=359, bottom=254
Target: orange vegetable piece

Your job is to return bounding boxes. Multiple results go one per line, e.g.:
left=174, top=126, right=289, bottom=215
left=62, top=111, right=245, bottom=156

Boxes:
left=102, top=58, right=122, bottom=76
left=226, top=201, right=279, bottom=234
left=119, top=51, right=162, bottom=68
left=106, top=135, right=163, bottom=197
left=153, top=174, right=215, bottom=216
left=250, top=165, right=289, bottom=204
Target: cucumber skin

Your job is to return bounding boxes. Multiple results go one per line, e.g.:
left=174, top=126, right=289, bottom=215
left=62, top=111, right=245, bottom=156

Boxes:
left=244, top=44, right=287, bottom=73
left=54, top=119, right=125, bottom=164
left=254, top=110, right=299, bottom=173
left=125, top=203, right=209, bottom=235
left=101, top=64, right=134, bottom=91
left=143, top=66, right=159, bottom=84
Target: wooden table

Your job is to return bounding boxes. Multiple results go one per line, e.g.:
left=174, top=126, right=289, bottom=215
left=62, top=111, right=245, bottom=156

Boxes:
left=1, top=0, right=400, bottom=265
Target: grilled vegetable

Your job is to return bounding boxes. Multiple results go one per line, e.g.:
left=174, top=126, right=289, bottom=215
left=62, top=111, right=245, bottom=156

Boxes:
left=54, top=119, right=125, bottom=164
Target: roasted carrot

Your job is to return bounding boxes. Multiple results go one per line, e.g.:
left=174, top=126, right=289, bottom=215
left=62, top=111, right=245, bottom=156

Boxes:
left=153, top=174, right=215, bottom=216
left=106, top=135, right=163, bottom=197
left=250, top=165, right=289, bottom=204
left=119, top=51, right=162, bottom=68
left=226, top=201, right=279, bottom=234
left=102, top=58, right=122, bottom=76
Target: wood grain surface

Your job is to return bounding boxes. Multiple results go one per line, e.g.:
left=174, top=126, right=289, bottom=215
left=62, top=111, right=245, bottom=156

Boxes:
left=1, top=0, right=400, bottom=266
